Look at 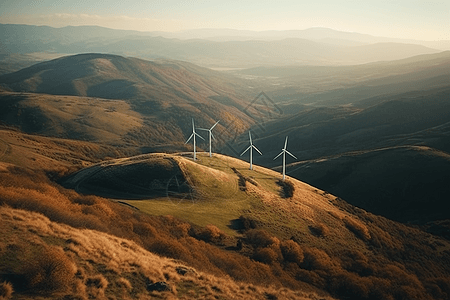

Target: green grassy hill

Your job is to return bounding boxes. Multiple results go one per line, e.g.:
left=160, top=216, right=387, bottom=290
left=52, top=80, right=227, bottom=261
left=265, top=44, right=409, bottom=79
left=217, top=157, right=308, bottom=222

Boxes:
left=61, top=152, right=343, bottom=237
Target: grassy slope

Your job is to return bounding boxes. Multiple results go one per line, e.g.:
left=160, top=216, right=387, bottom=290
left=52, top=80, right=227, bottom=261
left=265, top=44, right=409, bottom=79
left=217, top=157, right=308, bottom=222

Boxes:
left=2, top=130, right=450, bottom=299
left=287, top=146, right=450, bottom=223
left=0, top=126, right=139, bottom=172
left=0, top=53, right=257, bottom=150
left=1, top=206, right=325, bottom=300
left=61, top=152, right=450, bottom=273
left=62, top=152, right=343, bottom=239
left=0, top=90, right=143, bottom=144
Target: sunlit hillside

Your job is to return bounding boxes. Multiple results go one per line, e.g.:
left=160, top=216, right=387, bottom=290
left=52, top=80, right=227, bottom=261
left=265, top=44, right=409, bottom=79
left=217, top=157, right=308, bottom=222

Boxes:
left=60, top=151, right=450, bottom=299
left=0, top=53, right=260, bottom=150
left=2, top=204, right=333, bottom=300
left=0, top=121, right=450, bottom=300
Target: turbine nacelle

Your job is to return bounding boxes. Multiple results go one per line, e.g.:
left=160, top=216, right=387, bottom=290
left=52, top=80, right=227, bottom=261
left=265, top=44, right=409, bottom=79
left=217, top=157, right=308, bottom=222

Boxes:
left=241, top=131, right=262, bottom=170
left=198, top=120, right=219, bottom=157
left=185, top=118, right=204, bottom=160
left=273, top=136, right=297, bottom=180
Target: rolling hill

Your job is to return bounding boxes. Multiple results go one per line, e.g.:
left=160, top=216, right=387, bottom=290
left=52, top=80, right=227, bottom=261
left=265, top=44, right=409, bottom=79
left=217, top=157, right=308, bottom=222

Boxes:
left=227, top=83, right=450, bottom=226
left=46, top=151, right=450, bottom=299
left=287, top=146, right=450, bottom=224
left=0, top=53, right=257, bottom=150
left=234, top=51, right=450, bottom=107
left=1, top=125, right=450, bottom=299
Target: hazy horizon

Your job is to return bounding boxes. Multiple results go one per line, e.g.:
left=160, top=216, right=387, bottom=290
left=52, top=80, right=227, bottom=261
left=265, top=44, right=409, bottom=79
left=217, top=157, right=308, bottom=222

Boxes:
left=1, top=0, right=449, bottom=41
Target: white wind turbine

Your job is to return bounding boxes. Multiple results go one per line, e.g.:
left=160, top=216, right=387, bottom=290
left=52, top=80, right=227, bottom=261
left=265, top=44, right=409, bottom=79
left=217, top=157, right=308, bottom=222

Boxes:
left=240, top=131, right=262, bottom=170
left=198, top=120, right=219, bottom=157
left=185, top=119, right=204, bottom=160
left=273, top=136, right=297, bottom=181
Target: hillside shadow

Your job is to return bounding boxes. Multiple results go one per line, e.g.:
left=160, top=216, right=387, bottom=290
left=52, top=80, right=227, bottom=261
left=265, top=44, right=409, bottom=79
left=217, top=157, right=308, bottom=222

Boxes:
left=87, top=79, right=137, bottom=99
left=276, top=179, right=295, bottom=198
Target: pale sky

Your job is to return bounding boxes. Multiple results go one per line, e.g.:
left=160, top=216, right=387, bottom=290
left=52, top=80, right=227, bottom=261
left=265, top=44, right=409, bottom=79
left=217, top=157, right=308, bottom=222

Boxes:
left=0, top=0, right=449, bottom=41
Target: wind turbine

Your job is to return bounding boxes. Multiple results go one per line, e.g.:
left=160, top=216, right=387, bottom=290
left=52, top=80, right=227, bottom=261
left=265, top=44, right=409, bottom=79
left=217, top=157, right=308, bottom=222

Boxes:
left=198, top=120, right=219, bottom=157
left=185, top=119, right=204, bottom=160
left=273, top=136, right=297, bottom=181
left=240, top=131, right=262, bottom=170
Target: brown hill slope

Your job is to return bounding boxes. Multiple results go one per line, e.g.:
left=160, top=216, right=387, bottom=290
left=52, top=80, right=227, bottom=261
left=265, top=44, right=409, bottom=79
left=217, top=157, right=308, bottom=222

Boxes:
left=229, top=85, right=450, bottom=226
left=1, top=129, right=450, bottom=299
left=0, top=90, right=144, bottom=145
left=59, top=151, right=450, bottom=300
left=0, top=54, right=256, bottom=147
left=0, top=126, right=135, bottom=172
left=1, top=205, right=328, bottom=300
left=0, top=54, right=259, bottom=149
left=0, top=53, right=249, bottom=101
left=286, top=146, right=450, bottom=224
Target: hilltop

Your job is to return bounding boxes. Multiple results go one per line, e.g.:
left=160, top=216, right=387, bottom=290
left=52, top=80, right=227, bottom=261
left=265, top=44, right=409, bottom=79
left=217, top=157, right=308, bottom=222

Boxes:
left=60, top=151, right=450, bottom=299
left=0, top=53, right=249, bottom=101
left=0, top=53, right=257, bottom=149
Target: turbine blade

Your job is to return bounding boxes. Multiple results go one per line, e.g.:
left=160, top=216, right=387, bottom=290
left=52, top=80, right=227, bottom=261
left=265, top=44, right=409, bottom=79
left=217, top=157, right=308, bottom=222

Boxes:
left=249, top=131, right=252, bottom=145
left=273, top=151, right=283, bottom=160
left=195, top=132, right=205, bottom=140
left=240, top=145, right=252, bottom=156
left=210, top=120, right=220, bottom=130
left=284, top=136, right=288, bottom=150
left=185, top=133, right=194, bottom=144
left=253, top=145, right=263, bottom=155
left=285, top=150, right=297, bottom=159
left=211, top=132, right=216, bottom=140
left=197, top=128, right=208, bottom=131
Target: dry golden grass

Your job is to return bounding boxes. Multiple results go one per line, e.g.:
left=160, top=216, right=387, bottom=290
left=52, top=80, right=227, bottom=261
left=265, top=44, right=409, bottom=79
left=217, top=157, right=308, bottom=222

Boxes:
left=22, top=245, right=76, bottom=292
left=0, top=90, right=143, bottom=144
left=0, top=128, right=136, bottom=171
left=1, top=150, right=450, bottom=299
left=343, top=216, right=371, bottom=241
left=0, top=205, right=332, bottom=300
left=0, top=281, right=13, bottom=300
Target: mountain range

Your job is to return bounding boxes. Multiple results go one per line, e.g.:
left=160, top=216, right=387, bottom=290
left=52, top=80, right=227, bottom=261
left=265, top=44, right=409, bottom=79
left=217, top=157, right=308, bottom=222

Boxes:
left=0, top=24, right=445, bottom=69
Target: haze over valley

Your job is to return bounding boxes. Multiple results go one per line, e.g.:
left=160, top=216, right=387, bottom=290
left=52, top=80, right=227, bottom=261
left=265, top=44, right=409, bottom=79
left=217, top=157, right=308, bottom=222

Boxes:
left=1, top=1, right=450, bottom=298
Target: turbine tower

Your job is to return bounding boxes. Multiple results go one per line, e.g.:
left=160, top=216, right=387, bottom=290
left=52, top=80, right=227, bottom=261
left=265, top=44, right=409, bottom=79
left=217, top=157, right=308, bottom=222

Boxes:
left=185, top=119, right=204, bottom=160
left=273, top=136, right=297, bottom=180
left=198, top=120, right=220, bottom=157
left=240, top=131, right=262, bottom=170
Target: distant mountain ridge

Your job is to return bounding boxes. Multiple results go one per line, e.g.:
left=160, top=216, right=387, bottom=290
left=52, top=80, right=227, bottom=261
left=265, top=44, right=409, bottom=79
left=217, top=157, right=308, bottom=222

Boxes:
left=0, top=23, right=444, bottom=68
